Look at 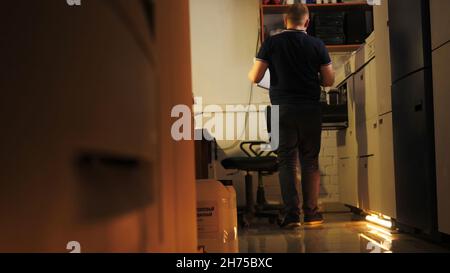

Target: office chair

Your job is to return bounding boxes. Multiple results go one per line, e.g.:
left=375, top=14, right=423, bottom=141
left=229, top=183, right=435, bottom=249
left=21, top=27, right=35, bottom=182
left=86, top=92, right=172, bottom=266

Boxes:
left=221, top=106, right=283, bottom=227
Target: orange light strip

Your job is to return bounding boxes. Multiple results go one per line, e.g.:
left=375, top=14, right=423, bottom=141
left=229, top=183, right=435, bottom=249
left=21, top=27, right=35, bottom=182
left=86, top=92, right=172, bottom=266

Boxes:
left=366, top=214, right=393, bottom=229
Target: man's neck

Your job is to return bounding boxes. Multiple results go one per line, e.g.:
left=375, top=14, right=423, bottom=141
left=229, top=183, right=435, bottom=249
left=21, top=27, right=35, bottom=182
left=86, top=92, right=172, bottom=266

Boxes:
left=286, top=25, right=307, bottom=31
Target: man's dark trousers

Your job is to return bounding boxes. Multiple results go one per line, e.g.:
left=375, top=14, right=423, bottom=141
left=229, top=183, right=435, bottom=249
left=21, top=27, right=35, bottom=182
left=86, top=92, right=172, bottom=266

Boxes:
left=277, top=104, right=322, bottom=218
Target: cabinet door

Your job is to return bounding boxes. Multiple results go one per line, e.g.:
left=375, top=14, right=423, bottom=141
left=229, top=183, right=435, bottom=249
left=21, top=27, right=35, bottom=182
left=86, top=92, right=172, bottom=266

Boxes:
left=356, top=117, right=379, bottom=158
left=347, top=76, right=357, bottom=131
left=377, top=113, right=397, bottom=218
left=392, top=70, right=436, bottom=232
left=366, top=117, right=379, bottom=157
left=337, top=77, right=357, bottom=158
left=357, top=157, right=370, bottom=211
left=356, top=120, right=368, bottom=157
left=358, top=155, right=382, bottom=213
left=354, top=60, right=378, bottom=125
left=338, top=157, right=358, bottom=207
left=337, top=128, right=357, bottom=159
left=388, top=0, right=431, bottom=82
left=354, top=69, right=366, bottom=126
left=374, top=0, right=393, bottom=115
left=347, top=75, right=358, bottom=157
left=367, top=155, right=381, bottom=214
left=345, top=128, right=357, bottom=158
left=430, top=0, right=450, bottom=50
left=433, top=44, right=450, bottom=235
left=364, top=59, right=379, bottom=121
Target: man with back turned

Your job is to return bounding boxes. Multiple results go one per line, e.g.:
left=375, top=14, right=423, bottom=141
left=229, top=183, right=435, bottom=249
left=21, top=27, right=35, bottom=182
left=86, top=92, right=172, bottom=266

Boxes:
left=248, top=3, right=335, bottom=228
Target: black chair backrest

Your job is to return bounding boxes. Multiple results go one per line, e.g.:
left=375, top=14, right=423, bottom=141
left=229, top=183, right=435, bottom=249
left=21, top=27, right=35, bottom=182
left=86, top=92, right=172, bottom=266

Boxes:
left=265, top=105, right=272, bottom=135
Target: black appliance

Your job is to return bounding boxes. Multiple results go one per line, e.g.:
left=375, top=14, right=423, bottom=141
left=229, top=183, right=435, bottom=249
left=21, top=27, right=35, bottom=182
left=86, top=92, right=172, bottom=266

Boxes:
left=388, top=0, right=438, bottom=236
left=314, top=12, right=346, bottom=45
left=346, top=9, right=374, bottom=44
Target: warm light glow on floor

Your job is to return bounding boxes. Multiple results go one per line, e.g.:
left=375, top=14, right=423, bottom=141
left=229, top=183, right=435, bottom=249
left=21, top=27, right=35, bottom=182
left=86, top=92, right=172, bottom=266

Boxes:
left=366, top=214, right=393, bottom=229
left=359, top=233, right=392, bottom=253
left=366, top=223, right=392, bottom=238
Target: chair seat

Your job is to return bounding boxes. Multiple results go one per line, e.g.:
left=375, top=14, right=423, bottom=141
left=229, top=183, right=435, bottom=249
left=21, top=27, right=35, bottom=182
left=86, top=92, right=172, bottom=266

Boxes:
left=221, top=156, right=278, bottom=172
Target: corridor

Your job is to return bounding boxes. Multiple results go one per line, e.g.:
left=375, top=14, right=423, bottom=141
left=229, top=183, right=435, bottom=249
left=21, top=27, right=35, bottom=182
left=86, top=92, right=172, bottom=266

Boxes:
left=1, top=0, right=450, bottom=259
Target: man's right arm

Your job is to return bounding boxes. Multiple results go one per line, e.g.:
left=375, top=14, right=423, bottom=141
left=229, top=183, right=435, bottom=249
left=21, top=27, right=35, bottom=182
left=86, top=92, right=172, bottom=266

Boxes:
left=317, top=39, right=335, bottom=87
left=320, top=64, right=335, bottom=87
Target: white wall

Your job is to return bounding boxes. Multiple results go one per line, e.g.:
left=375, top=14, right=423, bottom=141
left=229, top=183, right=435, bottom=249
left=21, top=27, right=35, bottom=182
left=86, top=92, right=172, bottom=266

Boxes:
left=190, top=0, right=270, bottom=106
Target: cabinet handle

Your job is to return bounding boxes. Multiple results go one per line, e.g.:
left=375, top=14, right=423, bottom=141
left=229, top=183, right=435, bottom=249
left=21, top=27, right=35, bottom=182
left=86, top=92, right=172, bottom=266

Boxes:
left=379, top=118, right=384, bottom=125
left=415, top=100, right=423, bottom=112
left=77, top=152, right=141, bottom=169
left=373, top=123, right=378, bottom=129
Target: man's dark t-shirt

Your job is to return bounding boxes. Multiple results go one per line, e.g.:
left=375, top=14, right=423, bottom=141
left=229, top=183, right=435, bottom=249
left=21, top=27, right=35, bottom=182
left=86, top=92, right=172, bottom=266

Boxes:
left=256, top=30, right=332, bottom=105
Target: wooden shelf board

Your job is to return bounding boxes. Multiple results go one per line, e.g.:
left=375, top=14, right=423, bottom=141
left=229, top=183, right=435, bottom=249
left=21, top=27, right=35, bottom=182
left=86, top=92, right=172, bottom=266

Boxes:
left=327, top=44, right=361, bottom=52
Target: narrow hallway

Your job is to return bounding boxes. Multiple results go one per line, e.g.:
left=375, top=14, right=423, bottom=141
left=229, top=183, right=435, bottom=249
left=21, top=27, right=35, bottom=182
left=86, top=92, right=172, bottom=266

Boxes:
left=1, top=0, right=450, bottom=261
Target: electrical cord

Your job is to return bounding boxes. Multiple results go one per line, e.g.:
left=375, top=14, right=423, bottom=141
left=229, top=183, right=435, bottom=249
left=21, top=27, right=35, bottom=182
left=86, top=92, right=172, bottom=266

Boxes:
left=220, top=13, right=262, bottom=151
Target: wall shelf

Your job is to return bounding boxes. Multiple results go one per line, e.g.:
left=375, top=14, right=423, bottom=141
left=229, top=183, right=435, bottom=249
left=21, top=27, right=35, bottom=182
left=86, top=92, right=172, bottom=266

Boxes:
left=260, top=1, right=373, bottom=52
left=327, top=44, right=361, bottom=52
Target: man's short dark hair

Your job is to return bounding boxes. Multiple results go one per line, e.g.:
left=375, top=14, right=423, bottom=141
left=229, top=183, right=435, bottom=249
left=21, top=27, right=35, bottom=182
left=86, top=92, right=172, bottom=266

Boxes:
left=286, top=3, right=309, bottom=25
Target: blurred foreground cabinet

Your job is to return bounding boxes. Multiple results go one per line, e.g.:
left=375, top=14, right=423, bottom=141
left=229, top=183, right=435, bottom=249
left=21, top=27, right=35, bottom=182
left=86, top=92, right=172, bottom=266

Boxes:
left=0, top=0, right=197, bottom=252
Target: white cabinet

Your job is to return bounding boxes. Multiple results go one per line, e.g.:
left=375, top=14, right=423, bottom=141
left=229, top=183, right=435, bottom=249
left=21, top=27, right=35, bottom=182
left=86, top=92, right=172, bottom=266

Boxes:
left=354, top=68, right=366, bottom=126
left=430, top=0, right=450, bottom=50
left=354, top=59, right=378, bottom=126
left=374, top=0, right=393, bottom=115
left=356, top=155, right=379, bottom=213
left=367, top=155, right=380, bottom=213
left=338, top=157, right=358, bottom=208
left=340, top=60, right=381, bottom=211
left=337, top=76, right=357, bottom=158
left=355, top=120, right=368, bottom=157
left=355, top=115, right=396, bottom=218
left=337, top=11, right=398, bottom=216
left=346, top=76, right=357, bottom=132
left=355, top=118, right=381, bottom=214
left=377, top=113, right=397, bottom=218
left=337, top=128, right=357, bottom=159
left=357, top=157, right=370, bottom=211
left=338, top=53, right=397, bottom=218
left=337, top=77, right=360, bottom=209
left=366, top=117, right=380, bottom=157
left=368, top=2, right=397, bottom=218
left=432, top=43, right=450, bottom=235
left=364, top=59, right=379, bottom=122
left=355, top=117, right=379, bottom=158
left=353, top=114, right=396, bottom=217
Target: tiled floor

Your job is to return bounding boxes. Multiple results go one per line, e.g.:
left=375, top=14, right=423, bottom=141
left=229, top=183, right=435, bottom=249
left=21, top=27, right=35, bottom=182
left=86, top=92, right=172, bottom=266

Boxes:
left=238, top=213, right=450, bottom=253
